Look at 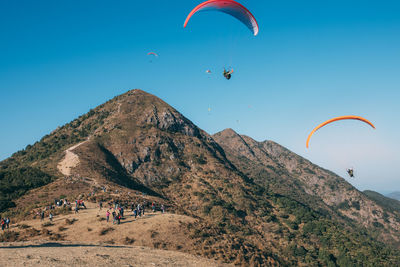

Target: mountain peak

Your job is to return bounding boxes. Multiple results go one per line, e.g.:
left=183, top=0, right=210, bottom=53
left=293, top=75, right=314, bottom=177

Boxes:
left=2, top=89, right=400, bottom=266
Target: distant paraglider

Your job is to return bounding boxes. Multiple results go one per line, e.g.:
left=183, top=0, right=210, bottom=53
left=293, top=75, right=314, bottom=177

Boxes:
left=184, top=1, right=258, bottom=81
left=347, top=168, right=354, bottom=178
left=147, top=52, right=158, bottom=57
left=183, top=0, right=259, bottom=36
left=306, top=115, right=376, bottom=148
left=147, top=52, right=159, bottom=63
left=223, top=68, right=234, bottom=80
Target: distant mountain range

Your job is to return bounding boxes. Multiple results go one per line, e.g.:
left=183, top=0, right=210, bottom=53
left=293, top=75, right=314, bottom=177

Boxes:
left=387, top=191, right=400, bottom=201
left=1, top=89, right=400, bottom=265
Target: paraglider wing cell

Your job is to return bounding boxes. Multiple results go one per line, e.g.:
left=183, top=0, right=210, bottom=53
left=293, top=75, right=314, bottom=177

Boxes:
left=184, top=0, right=259, bottom=36
left=306, top=115, right=376, bottom=148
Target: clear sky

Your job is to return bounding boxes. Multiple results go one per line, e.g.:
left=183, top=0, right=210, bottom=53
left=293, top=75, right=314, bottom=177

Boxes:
left=1, top=0, right=399, bottom=194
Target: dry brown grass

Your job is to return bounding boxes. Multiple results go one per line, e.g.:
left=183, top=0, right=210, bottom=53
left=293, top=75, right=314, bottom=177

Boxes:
left=42, top=222, right=54, bottom=227
left=49, top=233, right=63, bottom=241
left=17, top=224, right=31, bottom=229
left=65, top=218, right=77, bottom=225
left=41, top=229, right=52, bottom=236
left=0, top=231, right=19, bottom=242
left=24, top=228, right=41, bottom=237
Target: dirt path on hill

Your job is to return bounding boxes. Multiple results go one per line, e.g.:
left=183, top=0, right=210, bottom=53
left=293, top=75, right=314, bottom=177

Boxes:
left=57, top=141, right=88, bottom=176
left=0, top=241, right=229, bottom=267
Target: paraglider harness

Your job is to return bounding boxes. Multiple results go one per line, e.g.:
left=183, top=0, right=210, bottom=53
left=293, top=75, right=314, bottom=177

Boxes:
left=223, top=69, right=234, bottom=80
left=347, top=168, right=354, bottom=178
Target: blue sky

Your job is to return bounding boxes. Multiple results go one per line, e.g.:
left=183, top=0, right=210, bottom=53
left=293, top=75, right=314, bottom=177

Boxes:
left=1, top=0, right=399, bottom=193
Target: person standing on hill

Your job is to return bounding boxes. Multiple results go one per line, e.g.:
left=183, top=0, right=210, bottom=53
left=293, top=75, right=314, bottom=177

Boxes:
left=112, top=211, right=116, bottom=224
left=5, top=218, right=10, bottom=229
left=161, top=204, right=165, bottom=214
left=1, top=219, right=5, bottom=231
left=49, top=213, right=53, bottom=222
left=106, top=210, right=110, bottom=223
left=134, top=208, right=137, bottom=220
left=117, top=213, right=121, bottom=225
left=99, top=201, right=103, bottom=211
left=41, top=211, right=45, bottom=221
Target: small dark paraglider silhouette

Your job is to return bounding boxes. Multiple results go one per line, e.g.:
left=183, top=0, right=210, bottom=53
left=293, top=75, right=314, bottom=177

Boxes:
left=347, top=168, right=354, bottom=178
left=223, top=68, right=234, bottom=80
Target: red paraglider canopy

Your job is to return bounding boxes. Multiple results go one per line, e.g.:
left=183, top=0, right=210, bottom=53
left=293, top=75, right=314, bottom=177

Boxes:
left=184, top=0, right=259, bottom=36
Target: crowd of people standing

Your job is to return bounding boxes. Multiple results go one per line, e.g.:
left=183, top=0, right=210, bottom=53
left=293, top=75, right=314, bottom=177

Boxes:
left=1, top=217, right=10, bottom=231
left=1, top=196, right=166, bottom=232
left=102, top=200, right=166, bottom=225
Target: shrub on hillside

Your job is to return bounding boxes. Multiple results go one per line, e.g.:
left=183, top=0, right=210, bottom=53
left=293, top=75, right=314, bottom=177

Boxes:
left=65, top=218, right=77, bottom=225
left=42, top=222, right=54, bottom=227
left=0, top=231, right=19, bottom=242
left=99, top=227, right=114, bottom=236
left=124, top=236, right=135, bottom=245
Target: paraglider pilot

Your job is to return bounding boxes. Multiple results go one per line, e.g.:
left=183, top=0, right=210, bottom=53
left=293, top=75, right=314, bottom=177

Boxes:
left=347, top=168, right=354, bottom=178
left=223, top=69, right=234, bottom=80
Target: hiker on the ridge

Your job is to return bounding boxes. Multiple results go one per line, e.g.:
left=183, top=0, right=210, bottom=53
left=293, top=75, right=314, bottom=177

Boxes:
left=152, top=202, right=155, bottom=212
left=99, top=201, right=103, bottom=211
left=41, top=211, right=45, bottom=221
left=112, top=210, right=116, bottom=224
left=49, top=212, right=53, bottom=222
left=106, top=210, right=110, bottom=223
left=161, top=204, right=165, bottom=214
left=5, top=217, right=10, bottom=229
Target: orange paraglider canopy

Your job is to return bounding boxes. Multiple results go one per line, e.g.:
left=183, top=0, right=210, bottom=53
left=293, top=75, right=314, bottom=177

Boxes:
left=306, top=115, right=376, bottom=148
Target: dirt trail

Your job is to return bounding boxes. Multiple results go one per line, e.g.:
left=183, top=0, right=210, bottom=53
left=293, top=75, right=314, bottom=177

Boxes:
left=57, top=141, right=88, bottom=176
left=0, top=242, right=228, bottom=267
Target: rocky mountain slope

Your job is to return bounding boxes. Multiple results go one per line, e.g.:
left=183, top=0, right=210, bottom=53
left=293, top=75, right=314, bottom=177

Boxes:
left=213, top=129, right=400, bottom=246
left=364, top=190, right=400, bottom=214
left=1, top=89, right=400, bottom=266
